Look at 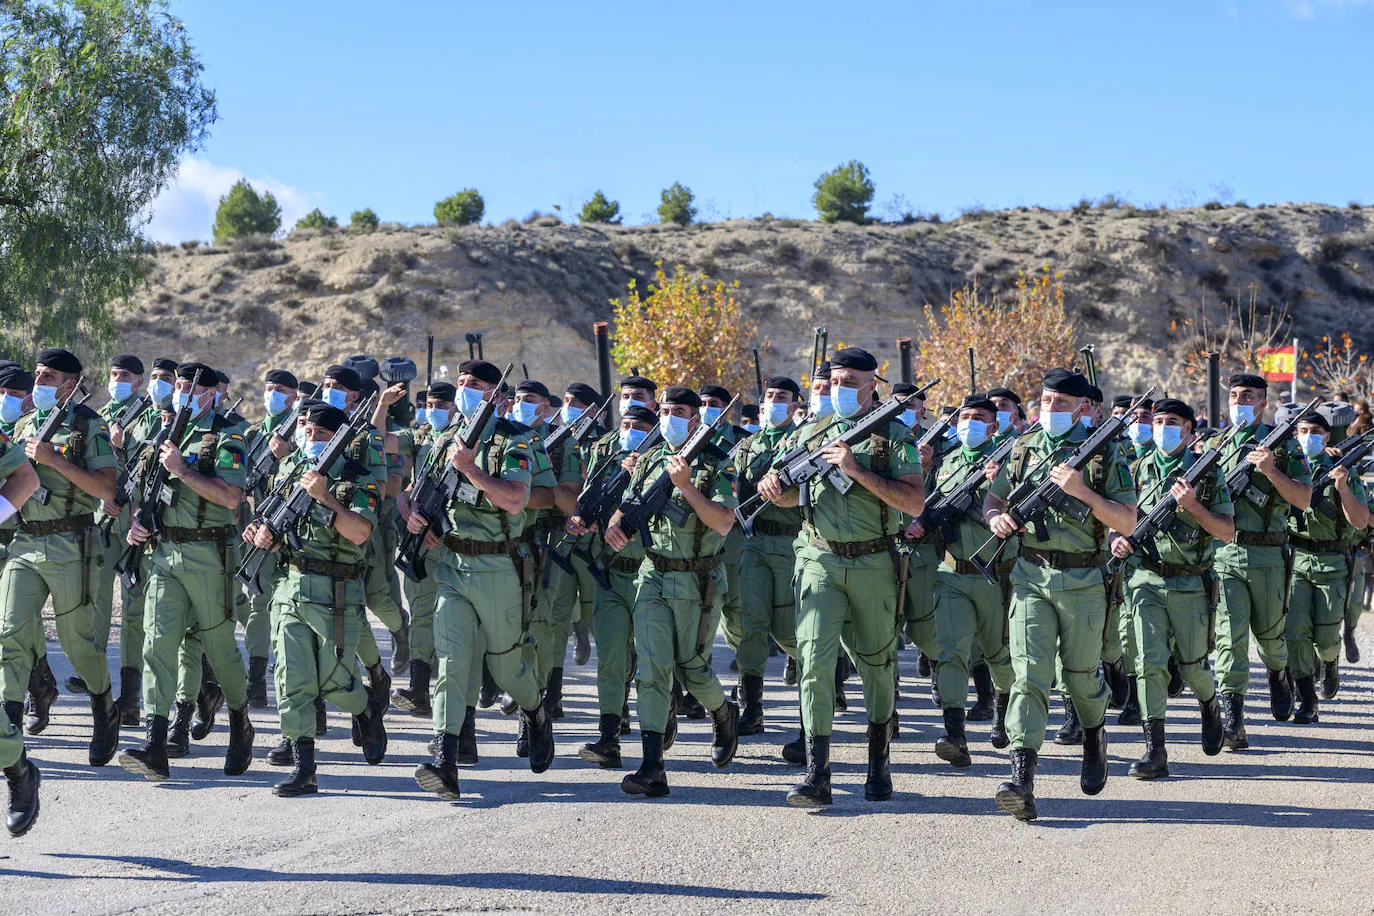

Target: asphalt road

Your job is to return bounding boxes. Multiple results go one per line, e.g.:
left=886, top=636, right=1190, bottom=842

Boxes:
left=3, top=626, right=1372, bottom=915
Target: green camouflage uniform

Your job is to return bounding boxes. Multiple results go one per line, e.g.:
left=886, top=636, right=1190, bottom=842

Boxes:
left=0, top=431, right=35, bottom=769
left=526, top=419, right=590, bottom=685
left=356, top=419, right=407, bottom=667
left=238, top=408, right=295, bottom=663
left=401, top=423, right=439, bottom=667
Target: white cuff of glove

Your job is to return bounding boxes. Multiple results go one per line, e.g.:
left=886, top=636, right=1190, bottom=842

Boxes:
left=0, top=495, right=16, bottom=525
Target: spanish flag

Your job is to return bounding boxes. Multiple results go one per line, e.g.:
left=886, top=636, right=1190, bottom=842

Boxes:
left=1257, top=345, right=1296, bottom=383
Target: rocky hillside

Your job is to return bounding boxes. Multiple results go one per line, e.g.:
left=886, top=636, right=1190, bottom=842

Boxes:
left=117, top=203, right=1374, bottom=413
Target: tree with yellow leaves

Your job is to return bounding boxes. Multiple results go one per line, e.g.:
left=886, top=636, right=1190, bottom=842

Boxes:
left=610, top=262, right=759, bottom=397
left=1303, top=332, right=1371, bottom=399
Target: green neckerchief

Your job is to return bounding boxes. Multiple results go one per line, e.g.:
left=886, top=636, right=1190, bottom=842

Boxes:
left=1150, top=445, right=1186, bottom=481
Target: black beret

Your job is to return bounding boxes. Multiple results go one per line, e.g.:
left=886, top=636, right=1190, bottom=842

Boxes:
left=565, top=382, right=601, bottom=406
left=325, top=364, right=362, bottom=392
left=458, top=360, right=502, bottom=385
left=379, top=357, right=417, bottom=384
left=830, top=347, right=878, bottom=371
left=427, top=381, right=457, bottom=403
left=893, top=382, right=929, bottom=401
left=152, top=357, right=179, bottom=373
left=987, top=387, right=1021, bottom=405
left=297, top=381, right=319, bottom=397
left=265, top=369, right=299, bottom=389
left=343, top=354, right=379, bottom=381
left=1111, top=395, right=1134, bottom=410
left=763, top=376, right=801, bottom=396
left=1281, top=404, right=1329, bottom=431
left=110, top=354, right=144, bottom=375
left=740, top=404, right=760, bottom=420
left=0, top=360, right=16, bottom=371
left=1152, top=398, right=1195, bottom=424
left=1085, top=384, right=1103, bottom=403
left=176, top=361, right=214, bottom=384
left=516, top=379, right=552, bottom=400
left=811, top=360, right=831, bottom=381
left=361, top=378, right=380, bottom=398
left=661, top=385, right=702, bottom=408
left=699, top=384, right=731, bottom=402
left=305, top=402, right=349, bottom=433
left=623, top=405, right=657, bottom=424
left=36, top=347, right=82, bottom=375
left=1042, top=368, right=1091, bottom=398
left=1229, top=373, right=1268, bottom=391
left=619, top=375, right=657, bottom=392
left=960, top=395, right=997, bottom=414
left=215, top=369, right=231, bottom=386
left=414, top=388, right=428, bottom=400
left=0, top=366, right=35, bottom=392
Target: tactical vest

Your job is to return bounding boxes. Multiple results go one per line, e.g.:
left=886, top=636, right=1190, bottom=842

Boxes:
left=1008, top=434, right=1109, bottom=545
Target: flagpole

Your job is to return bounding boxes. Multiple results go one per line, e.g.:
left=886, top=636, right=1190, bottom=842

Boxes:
left=1291, top=336, right=1298, bottom=402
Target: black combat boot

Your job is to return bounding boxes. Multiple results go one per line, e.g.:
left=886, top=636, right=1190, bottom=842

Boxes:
left=118, top=714, right=170, bottom=781
left=916, top=649, right=931, bottom=677
left=889, top=707, right=901, bottom=740
left=5, top=751, right=41, bottom=838
left=66, top=676, right=88, bottom=694
left=478, top=660, right=500, bottom=708
left=1055, top=696, right=1083, bottom=745
left=523, top=703, right=554, bottom=774
left=390, top=625, right=409, bottom=677
left=414, top=733, right=461, bottom=800
left=24, top=658, right=58, bottom=735
left=579, top=713, right=624, bottom=768
left=782, top=725, right=807, bottom=765
left=1080, top=721, right=1108, bottom=795
left=456, top=706, right=479, bottom=765
left=499, top=691, right=519, bottom=716
left=928, top=665, right=943, bottom=709
left=679, top=683, right=706, bottom=720
left=393, top=659, right=432, bottom=716
left=1117, top=676, right=1142, bottom=726
left=995, top=749, right=1038, bottom=821
left=544, top=667, right=565, bottom=719
left=247, top=656, right=269, bottom=710
left=314, top=695, right=328, bottom=737
left=515, top=713, right=530, bottom=758
left=365, top=662, right=391, bottom=714
left=1167, top=655, right=1185, bottom=698
left=351, top=695, right=388, bottom=765
left=787, top=735, right=832, bottom=807
left=738, top=675, right=765, bottom=736
left=191, top=679, right=224, bottom=740
left=88, top=687, right=121, bottom=767
left=621, top=731, right=668, bottom=797
left=989, top=692, right=1011, bottom=749
left=621, top=695, right=632, bottom=736
left=573, top=618, right=592, bottom=666
left=1267, top=667, right=1294, bottom=722
left=273, top=737, right=318, bottom=797
left=1321, top=658, right=1340, bottom=700
left=783, top=655, right=798, bottom=686
left=664, top=686, right=679, bottom=751
left=865, top=719, right=894, bottom=801
left=968, top=663, right=995, bottom=721
left=117, top=666, right=142, bottom=727
left=1128, top=719, right=1169, bottom=779
left=1200, top=694, right=1224, bottom=756
left=709, top=700, right=739, bottom=769
left=1293, top=674, right=1319, bottom=725
left=1222, top=693, right=1248, bottom=750
left=1102, top=658, right=1129, bottom=709
left=3, top=700, right=21, bottom=730
left=267, top=735, right=293, bottom=766
left=167, top=701, right=194, bottom=758
left=223, top=705, right=255, bottom=776
left=934, top=707, right=971, bottom=769
left=1344, top=620, right=1360, bottom=663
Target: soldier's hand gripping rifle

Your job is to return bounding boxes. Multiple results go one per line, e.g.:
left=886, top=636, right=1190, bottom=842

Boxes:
left=912, top=423, right=1040, bottom=547
left=1310, top=430, right=1374, bottom=519
left=27, top=382, right=94, bottom=507
left=114, top=370, right=203, bottom=591
left=969, top=389, right=1155, bottom=585
left=99, top=434, right=154, bottom=549
left=394, top=364, right=515, bottom=582
left=243, top=390, right=314, bottom=500
left=1223, top=396, right=1319, bottom=508
left=235, top=392, right=378, bottom=597
left=734, top=379, right=940, bottom=538
left=109, top=390, right=152, bottom=465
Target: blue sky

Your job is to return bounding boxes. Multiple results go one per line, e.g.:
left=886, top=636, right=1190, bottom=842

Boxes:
left=148, top=0, right=1374, bottom=242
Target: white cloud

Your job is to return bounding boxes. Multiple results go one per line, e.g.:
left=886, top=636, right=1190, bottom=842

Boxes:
left=1282, top=0, right=1367, bottom=18
left=143, top=157, right=322, bottom=244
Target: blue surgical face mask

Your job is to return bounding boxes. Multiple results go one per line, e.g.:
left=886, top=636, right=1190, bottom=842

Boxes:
left=304, top=438, right=329, bottom=462
left=620, top=427, right=648, bottom=453
left=293, top=428, right=308, bottom=451
left=1156, top=425, right=1185, bottom=455
left=830, top=385, right=863, bottom=419
left=702, top=405, right=723, bottom=426
left=661, top=413, right=690, bottom=448
left=172, top=389, right=207, bottom=419
left=458, top=386, right=485, bottom=418
left=620, top=397, right=647, bottom=415
left=1128, top=423, right=1153, bottom=446
left=809, top=392, right=833, bottom=419
left=429, top=408, right=452, bottom=431
left=108, top=380, right=134, bottom=403
left=765, top=401, right=791, bottom=427
left=562, top=404, right=585, bottom=425
left=322, top=387, right=348, bottom=410
left=1230, top=404, right=1256, bottom=427
left=1044, top=411, right=1076, bottom=437
left=149, top=378, right=174, bottom=405
left=512, top=400, right=541, bottom=426
left=415, top=407, right=429, bottom=427
left=32, top=384, right=59, bottom=411
left=1079, top=413, right=1094, bottom=429
left=264, top=389, right=290, bottom=417
left=957, top=419, right=989, bottom=449
left=0, top=395, right=25, bottom=425
left=742, top=423, right=760, bottom=434
left=1298, top=432, right=1326, bottom=458
left=996, top=409, right=1014, bottom=429
left=899, top=409, right=916, bottom=428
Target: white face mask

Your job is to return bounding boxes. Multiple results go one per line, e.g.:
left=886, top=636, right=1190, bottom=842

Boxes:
left=512, top=400, right=541, bottom=426
left=661, top=413, right=690, bottom=448
left=1128, top=423, right=1153, bottom=446
left=809, top=392, right=833, bottom=419
left=1230, top=403, right=1257, bottom=427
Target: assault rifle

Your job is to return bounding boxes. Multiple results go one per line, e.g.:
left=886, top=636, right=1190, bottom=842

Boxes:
left=114, top=370, right=203, bottom=591
left=394, top=364, right=515, bottom=582
left=98, top=434, right=156, bottom=548
left=734, top=379, right=940, bottom=538
left=26, top=382, right=94, bottom=510
left=970, top=388, right=1155, bottom=585
left=235, top=392, right=378, bottom=596
left=110, top=390, right=152, bottom=441
left=1223, top=396, right=1320, bottom=508
left=540, top=397, right=610, bottom=457
left=912, top=424, right=1040, bottom=547
left=1311, top=430, right=1374, bottom=519
left=243, top=391, right=312, bottom=499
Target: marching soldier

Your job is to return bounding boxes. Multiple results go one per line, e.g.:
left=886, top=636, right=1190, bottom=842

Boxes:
left=984, top=368, right=1137, bottom=821
left=1111, top=395, right=1154, bottom=726
left=1108, top=399, right=1231, bottom=779
left=0, top=429, right=40, bottom=837
left=757, top=349, right=925, bottom=806
left=988, top=387, right=1027, bottom=441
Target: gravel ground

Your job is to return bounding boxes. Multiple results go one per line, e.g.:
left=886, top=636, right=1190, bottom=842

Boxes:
left=3, top=626, right=1372, bottom=915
